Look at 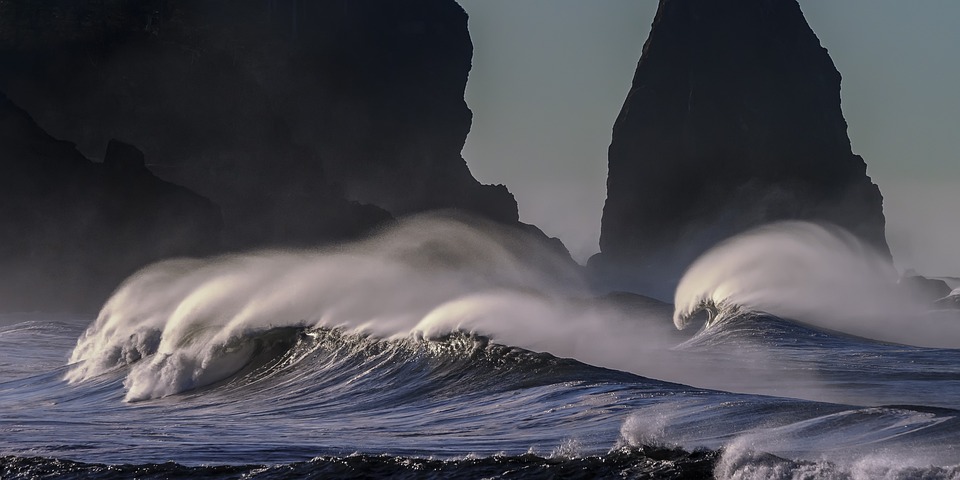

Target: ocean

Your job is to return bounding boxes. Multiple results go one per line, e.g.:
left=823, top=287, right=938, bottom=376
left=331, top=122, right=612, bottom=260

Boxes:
left=3, top=216, right=960, bottom=479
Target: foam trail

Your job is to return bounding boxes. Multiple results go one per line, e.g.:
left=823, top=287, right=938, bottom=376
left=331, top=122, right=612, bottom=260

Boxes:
left=67, top=214, right=689, bottom=401
left=673, top=221, right=960, bottom=347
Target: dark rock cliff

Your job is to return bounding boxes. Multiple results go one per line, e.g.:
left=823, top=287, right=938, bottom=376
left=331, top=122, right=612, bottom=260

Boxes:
left=591, top=0, right=889, bottom=296
left=0, top=0, right=549, bottom=310
left=0, top=92, right=220, bottom=311
left=0, top=0, right=517, bottom=251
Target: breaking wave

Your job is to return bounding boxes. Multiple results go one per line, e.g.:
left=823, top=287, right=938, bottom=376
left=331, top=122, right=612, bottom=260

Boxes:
left=66, top=214, right=682, bottom=401
left=4, top=217, right=960, bottom=478
left=671, top=221, right=960, bottom=348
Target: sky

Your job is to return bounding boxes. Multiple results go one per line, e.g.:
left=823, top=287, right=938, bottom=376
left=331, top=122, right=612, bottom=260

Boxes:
left=456, top=1, right=960, bottom=276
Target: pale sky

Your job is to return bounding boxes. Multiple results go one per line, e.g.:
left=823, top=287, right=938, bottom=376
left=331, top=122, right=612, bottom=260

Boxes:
left=457, top=1, right=960, bottom=276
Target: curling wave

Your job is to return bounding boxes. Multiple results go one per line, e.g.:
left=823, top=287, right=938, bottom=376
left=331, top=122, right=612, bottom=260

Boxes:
left=671, top=221, right=960, bottom=348
left=66, top=215, right=683, bottom=401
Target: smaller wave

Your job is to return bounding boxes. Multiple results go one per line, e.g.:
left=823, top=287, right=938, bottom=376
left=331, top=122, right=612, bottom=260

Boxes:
left=673, top=221, right=897, bottom=331
left=672, top=221, right=960, bottom=348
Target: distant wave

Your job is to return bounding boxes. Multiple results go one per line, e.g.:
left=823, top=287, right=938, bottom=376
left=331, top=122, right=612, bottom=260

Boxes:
left=672, top=221, right=896, bottom=330
left=671, top=221, right=960, bottom=348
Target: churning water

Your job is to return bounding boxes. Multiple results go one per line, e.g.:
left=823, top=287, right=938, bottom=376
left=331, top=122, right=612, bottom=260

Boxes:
left=4, top=216, right=960, bottom=479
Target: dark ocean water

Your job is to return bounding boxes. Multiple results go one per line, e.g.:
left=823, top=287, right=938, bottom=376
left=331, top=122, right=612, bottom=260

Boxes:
left=4, top=309, right=960, bottom=479
left=3, top=219, right=960, bottom=479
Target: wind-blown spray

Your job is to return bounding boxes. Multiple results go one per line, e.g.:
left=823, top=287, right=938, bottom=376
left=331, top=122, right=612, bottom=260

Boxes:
left=673, top=221, right=960, bottom=347
left=67, top=214, right=683, bottom=401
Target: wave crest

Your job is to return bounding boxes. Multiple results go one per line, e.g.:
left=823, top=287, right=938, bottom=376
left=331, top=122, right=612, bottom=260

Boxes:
left=66, top=214, right=587, bottom=401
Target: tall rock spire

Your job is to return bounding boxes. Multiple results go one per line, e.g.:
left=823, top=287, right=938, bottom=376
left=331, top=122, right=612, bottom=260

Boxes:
left=591, top=0, right=889, bottom=296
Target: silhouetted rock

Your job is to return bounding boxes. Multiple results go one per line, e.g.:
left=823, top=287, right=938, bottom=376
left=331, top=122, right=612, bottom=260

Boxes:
left=0, top=92, right=220, bottom=312
left=899, top=270, right=953, bottom=306
left=0, top=0, right=518, bottom=251
left=590, top=0, right=890, bottom=297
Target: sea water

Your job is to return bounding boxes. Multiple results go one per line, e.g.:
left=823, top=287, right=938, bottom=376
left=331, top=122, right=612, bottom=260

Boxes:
left=3, top=216, right=960, bottom=479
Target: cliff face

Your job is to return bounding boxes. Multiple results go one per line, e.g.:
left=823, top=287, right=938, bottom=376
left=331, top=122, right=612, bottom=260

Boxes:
left=279, top=1, right=519, bottom=223
left=0, top=92, right=220, bottom=311
left=0, top=0, right=536, bottom=310
left=0, top=0, right=517, bottom=251
left=592, top=0, right=889, bottom=295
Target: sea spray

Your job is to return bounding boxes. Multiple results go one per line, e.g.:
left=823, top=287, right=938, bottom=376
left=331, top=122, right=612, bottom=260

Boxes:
left=67, top=214, right=687, bottom=401
left=672, top=221, right=960, bottom=347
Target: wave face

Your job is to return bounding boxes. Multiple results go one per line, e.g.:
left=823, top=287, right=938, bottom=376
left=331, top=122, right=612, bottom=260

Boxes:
left=4, top=217, right=960, bottom=477
left=66, top=215, right=590, bottom=400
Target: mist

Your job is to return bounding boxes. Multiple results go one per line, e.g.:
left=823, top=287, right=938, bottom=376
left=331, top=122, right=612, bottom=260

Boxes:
left=458, top=0, right=654, bottom=262
left=883, top=180, right=960, bottom=277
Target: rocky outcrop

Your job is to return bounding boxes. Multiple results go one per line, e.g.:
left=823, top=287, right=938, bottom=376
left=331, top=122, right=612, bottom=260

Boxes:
left=591, top=0, right=889, bottom=296
left=0, top=0, right=518, bottom=251
left=0, top=92, right=220, bottom=311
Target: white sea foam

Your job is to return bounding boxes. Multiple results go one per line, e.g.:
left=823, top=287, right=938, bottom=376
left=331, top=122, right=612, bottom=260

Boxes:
left=619, top=401, right=960, bottom=479
left=715, top=436, right=960, bottom=480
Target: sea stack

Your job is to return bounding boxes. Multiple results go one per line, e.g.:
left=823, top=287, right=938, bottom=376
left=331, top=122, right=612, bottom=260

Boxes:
left=591, top=0, right=889, bottom=296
